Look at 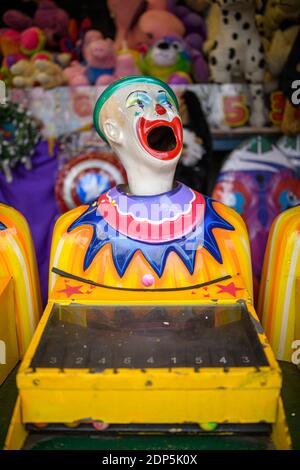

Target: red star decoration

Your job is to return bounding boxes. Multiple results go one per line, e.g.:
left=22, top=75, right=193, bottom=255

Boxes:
left=58, top=283, right=84, bottom=298
left=216, top=282, right=244, bottom=297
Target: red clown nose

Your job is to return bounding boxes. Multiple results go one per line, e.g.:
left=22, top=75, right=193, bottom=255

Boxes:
left=155, top=104, right=166, bottom=115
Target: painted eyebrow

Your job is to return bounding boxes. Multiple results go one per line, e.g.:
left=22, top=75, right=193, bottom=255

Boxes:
left=126, top=90, right=148, bottom=100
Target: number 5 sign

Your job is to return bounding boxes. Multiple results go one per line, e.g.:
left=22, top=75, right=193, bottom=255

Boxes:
left=223, top=95, right=249, bottom=127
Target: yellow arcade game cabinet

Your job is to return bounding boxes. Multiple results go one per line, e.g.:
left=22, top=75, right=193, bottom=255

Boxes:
left=5, top=77, right=291, bottom=450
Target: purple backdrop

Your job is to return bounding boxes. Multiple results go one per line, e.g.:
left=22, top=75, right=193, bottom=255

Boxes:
left=0, top=140, right=60, bottom=305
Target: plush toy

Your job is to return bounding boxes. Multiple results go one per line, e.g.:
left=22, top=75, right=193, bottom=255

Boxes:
left=11, top=56, right=65, bottom=89
left=20, top=27, right=46, bottom=56
left=185, top=0, right=209, bottom=11
left=266, top=25, right=299, bottom=82
left=62, top=61, right=89, bottom=86
left=0, top=30, right=24, bottom=67
left=60, top=17, right=92, bottom=61
left=63, top=36, right=116, bottom=86
left=167, top=0, right=207, bottom=48
left=127, top=10, right=186, bottom=50
left=114, top=49, right=141, bottom=78
left=63, top=44, right=140, bottom=86
left=140, top=36, right=192, bottom=84
left=32, top=59, right=66, bottom=89
left=206, top=0, right=266, bottom=127
left=2, top=10, right=33, bottom=31
left=203, top=2, right=220, bottom=55
left=10, top=59, right=36, bottom=87
left=256, top=0, right=300, bottom=40
left=84, top=38, right=116, bottom=85
left=34, top=0, right=70, bottom=49
left=212, top=135, right=300, bottom=302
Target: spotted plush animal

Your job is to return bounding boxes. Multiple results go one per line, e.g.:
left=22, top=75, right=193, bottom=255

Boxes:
left=208, top=0, right=265, bottom=127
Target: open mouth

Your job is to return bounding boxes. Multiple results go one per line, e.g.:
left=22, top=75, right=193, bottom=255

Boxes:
left=137, top=117, right=182, bottom=160
left=147, top=125, right=177, bottom=152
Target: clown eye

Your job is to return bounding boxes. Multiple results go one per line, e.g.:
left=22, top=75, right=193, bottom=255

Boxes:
left=126, top=91, right=151, bottom=109
left=157, top=91, right=174, bottom=109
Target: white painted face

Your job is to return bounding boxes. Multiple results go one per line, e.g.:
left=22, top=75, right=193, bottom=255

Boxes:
left=99, top=82, right=183, bottom=173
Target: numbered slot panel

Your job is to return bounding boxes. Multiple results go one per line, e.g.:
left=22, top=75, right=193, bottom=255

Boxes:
left=30, top=303, right=268, bottom=370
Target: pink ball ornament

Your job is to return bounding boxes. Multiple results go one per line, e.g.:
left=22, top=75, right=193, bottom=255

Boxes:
left=142, top=274, right=155, bottom=287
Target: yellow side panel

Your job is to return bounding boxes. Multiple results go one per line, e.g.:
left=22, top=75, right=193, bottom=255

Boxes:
left=258, top=206, right=300, bottom=362
left=0, top=277, right=18, bottom=385
left=0, top=204, right=42, bottom=355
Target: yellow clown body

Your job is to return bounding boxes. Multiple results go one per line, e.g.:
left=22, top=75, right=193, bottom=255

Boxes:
left=49, top=191, right=253, bottom=300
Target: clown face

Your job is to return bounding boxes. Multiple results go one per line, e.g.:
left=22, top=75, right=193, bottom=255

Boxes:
left=100, top=82, right=183, bottom=165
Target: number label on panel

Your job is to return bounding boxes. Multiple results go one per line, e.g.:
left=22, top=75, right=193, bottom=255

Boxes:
left=223, top=95, right=249, bottom=127
left=269, top=91, right=285, bottom=125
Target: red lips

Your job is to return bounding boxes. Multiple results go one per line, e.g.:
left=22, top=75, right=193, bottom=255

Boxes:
left=136, top=116, right=183, bottom=161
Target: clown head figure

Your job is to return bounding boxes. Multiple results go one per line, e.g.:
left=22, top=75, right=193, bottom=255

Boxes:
left=93, top=76, right=183, bottom=196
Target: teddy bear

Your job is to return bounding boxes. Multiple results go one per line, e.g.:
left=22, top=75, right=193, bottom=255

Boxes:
left=10, top=59, right=36, bottom=87
left=63, top=36, right=117, bottom=86
left=11, top=55, right=65, bottom=89
left=33, top=59, right=66, bottom=89
left=139, top=36, right=192, bottom=84
left=206, top=0, right=266, bottom=127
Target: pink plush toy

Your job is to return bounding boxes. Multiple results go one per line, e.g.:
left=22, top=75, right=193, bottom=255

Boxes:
left=114, top=51, right=141, bottom=78
left=63, top=37, right=117, bottom=86
left=85, top=38, right=116, bottom=85
left=3, top=10, right=33, bottom=31
left=82, top=30, right=104, bottom=57
left=20, top=27, right=46, bottom=56
left=63, top=61, right=89, bottom=86
left=34, top=0, right=70, bottom=49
